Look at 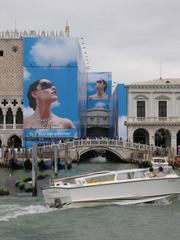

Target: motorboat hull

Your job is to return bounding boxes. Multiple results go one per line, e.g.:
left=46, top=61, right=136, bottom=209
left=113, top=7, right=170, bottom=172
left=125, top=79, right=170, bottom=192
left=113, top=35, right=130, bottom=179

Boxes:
left=43, top=177, right=180, bottom=208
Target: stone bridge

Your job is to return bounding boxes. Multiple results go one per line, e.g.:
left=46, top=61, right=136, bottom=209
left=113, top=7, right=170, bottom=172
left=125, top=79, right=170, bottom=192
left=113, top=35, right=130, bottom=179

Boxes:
left=24, top=139, right=163, bottom=163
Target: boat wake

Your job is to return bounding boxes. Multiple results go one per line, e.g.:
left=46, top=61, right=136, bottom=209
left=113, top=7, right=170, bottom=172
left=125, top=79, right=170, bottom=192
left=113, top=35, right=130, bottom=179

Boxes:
left=137, top=198, right=173, bottom=206
left=0, top=204, right=56, bottom=222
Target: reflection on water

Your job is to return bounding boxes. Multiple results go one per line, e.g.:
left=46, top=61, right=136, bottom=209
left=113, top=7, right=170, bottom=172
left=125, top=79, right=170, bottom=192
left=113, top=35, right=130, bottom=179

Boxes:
left=88, top=156, right=107, bottom=163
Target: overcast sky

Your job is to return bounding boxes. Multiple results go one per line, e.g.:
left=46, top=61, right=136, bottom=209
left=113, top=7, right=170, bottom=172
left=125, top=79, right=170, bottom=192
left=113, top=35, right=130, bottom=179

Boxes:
left=1, top=0, right=180, bottom=85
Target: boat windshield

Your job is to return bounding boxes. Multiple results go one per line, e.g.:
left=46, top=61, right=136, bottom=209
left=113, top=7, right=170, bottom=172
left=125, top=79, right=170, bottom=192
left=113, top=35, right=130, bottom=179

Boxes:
left=153, top=158, right=166, bottom=163
left=117, top=170, right=147, bottom=180
left=117, top=173, right=129, bottom=180
left=84, top=174, right=115, bottom=184
left=134, top=171, right=147, bottom=179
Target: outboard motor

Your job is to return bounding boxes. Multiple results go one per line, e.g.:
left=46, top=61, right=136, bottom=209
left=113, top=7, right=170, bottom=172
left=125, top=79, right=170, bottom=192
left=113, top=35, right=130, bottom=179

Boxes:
left=54, top=198, right=62, bottom=208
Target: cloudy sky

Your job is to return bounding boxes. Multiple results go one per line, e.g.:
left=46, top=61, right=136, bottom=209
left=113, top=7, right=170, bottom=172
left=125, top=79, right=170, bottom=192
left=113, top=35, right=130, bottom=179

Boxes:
left=1, top=0, right=180, bottom=85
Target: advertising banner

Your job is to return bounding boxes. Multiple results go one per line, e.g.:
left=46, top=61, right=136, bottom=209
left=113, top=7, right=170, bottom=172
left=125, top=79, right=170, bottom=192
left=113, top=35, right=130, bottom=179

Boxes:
left=87, top=72, right=112, bottom=109
left=24, top=37, right=78, bottom=67
left=117, top=84, right=127, bottom=140
left=23, top=37, right=80, bottom=142
left=110, top=84, right=127, bottom=140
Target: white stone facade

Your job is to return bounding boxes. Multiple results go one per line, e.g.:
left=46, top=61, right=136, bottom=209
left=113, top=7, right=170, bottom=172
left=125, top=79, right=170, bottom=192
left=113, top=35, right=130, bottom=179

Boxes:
left=126, top=79, right=180, bottom=153
left=86, top=108, right=109, bottom=128
left=86, top=108, right=110, bottom=137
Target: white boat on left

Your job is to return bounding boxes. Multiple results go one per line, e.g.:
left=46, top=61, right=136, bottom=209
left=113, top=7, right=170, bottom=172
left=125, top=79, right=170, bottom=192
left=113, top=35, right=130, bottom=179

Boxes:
left=42, top=161, right=180, bottom=208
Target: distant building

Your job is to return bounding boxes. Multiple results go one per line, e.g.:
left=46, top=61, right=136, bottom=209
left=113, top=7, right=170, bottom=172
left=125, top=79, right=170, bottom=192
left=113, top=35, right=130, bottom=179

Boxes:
left=126, top=78, right=180, bottom=154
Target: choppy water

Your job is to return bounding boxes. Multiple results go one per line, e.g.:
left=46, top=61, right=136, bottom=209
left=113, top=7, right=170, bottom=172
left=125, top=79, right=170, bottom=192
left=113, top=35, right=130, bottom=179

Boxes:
left=0, top=162, right=180, bottom=240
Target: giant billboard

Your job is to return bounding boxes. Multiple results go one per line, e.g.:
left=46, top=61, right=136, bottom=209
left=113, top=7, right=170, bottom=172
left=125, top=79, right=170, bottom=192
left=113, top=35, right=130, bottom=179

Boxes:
left=87, top=72, right=112, bottom=109
left=110, top=84, right=127, bottom=140
left=23, top=37, right=85, bottom=146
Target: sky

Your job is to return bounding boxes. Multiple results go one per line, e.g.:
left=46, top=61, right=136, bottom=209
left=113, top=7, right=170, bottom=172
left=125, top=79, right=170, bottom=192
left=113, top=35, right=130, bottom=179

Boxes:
left=1, top=0, right=180, bottom=85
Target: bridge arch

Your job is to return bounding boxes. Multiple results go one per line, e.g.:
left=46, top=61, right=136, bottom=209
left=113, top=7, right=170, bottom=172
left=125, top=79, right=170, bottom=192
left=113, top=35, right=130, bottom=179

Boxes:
left=78, top=146, right=127, bottom=162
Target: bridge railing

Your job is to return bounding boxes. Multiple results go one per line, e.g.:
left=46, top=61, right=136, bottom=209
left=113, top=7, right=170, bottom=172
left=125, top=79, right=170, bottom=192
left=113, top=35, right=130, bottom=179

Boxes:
left=58, top=139, right=162, bottom=152
left=2, top=138, right=164, bottom=160
left=32, top=139, right=161, bottom=152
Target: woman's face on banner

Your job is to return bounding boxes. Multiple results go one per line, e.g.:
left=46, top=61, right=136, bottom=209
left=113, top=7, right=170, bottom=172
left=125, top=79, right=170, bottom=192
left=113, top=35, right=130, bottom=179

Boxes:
left=35, top=79, right=58, bottom=103
left=96, top=81, right=105, bottom=91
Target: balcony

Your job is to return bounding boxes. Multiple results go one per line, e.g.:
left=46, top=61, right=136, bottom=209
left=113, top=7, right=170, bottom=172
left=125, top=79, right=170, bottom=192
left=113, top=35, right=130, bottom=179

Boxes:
left=0, top=124, right=23, bottom=129
left=126, top=117, right=180, bottom=126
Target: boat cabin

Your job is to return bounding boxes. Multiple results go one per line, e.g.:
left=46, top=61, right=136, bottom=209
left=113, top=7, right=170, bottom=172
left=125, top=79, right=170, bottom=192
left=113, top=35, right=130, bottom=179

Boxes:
left=151, top=157, right=170, bottom=169
left=74, top=169, right=148, bottom=185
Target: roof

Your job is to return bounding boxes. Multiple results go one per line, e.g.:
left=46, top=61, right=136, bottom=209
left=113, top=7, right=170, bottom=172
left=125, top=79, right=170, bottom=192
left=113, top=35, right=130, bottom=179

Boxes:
left=127, top=78, right=180, bottom=87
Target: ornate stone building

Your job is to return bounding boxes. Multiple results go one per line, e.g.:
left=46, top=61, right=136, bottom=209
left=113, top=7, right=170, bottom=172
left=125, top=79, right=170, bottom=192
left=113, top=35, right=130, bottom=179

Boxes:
left=0, top=36, right=23, bottom=147
left=0, top=30, right=69, bottom=148
left=126, top=78, right=180, bottom=153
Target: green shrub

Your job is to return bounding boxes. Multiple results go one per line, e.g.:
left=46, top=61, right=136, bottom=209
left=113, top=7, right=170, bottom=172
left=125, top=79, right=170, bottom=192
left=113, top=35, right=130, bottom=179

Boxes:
left=0, top=188, right=10, bottom=196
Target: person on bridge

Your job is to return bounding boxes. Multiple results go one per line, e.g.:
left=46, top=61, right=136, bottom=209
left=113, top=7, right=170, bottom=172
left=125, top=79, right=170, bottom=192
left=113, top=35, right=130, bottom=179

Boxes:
left=24, top=79, right=74, bottom=129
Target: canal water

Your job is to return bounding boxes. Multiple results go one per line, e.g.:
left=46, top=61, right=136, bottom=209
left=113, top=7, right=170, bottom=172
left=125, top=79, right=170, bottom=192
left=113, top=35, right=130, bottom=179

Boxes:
left=0, top=161, right=180, bottom=240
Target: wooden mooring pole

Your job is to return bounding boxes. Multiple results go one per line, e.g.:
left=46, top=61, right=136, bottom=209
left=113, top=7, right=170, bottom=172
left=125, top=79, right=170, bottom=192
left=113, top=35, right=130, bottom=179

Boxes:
left=65, top=143, right=68, bottom=164
left=32, top=144, right=38, bottom=197
left=54, top=145, right=58, bottom=177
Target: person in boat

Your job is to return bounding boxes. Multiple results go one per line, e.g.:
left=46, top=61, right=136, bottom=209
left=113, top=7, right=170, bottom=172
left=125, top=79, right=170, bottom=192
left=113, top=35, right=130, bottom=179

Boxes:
left=24, top=79, right=74, bottom=129
left=148, top=167, right=156, bottom=177
left=157, top=166, right=164, bottom=177
left=88, top=79, right=109, bottom=100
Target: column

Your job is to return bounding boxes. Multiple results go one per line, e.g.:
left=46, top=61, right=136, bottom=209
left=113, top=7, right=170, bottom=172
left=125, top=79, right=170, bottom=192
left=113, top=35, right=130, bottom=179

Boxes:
left=150, top=92, right=153, bottom=121
left=149, top=127, right=155, bottom=146
left=13, top=114, right=16, bottom=129
left=3, top=113, right=6, bottom=129
left=171, top=130, right=177, bottom=155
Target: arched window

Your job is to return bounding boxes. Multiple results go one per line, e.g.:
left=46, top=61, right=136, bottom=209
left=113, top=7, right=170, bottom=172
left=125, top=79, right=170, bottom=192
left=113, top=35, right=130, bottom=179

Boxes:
left=155, top=129, right=171, bottom=148
left=6, top=108, right=13, bottom=124
left=176, top=130, right=180, bottom=155
left=7, top=135, right=22, bottom=148
left=133, top=128, right=149, bottom=145
left=0, top=108, right=3, bottom=124
left=16, top=108, right=23, bottom=124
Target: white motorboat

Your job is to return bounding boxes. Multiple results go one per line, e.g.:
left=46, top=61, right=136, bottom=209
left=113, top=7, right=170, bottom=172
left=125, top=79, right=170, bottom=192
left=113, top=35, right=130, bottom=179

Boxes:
left=42, top=163, right=180, bottom=208
left=150, top=156, right=170, bottom=169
